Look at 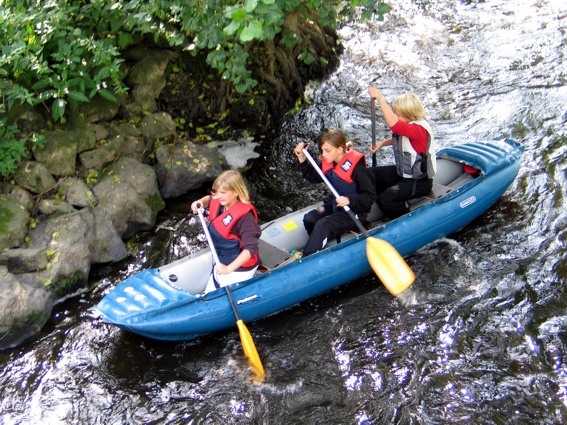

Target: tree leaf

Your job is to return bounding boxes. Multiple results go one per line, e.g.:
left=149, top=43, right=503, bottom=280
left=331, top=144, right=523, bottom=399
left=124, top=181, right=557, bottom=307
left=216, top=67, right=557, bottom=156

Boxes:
left=68, top=91, right=89, bottom=102
left=231, top=8, right=246, bottom=20
left=223, top=20, right=241, bottom=36
left=98, top=88, right=117, bottom=102
left=244, top=0, right=258, bottom=13
left=240, top=20, right=263, bottom=42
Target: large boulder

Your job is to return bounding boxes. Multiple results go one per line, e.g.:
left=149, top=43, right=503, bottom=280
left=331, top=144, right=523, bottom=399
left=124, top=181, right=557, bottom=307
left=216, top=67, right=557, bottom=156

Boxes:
left=33, top=130, right=80, bottom=176
left=77, top=208, right=128, bottom=264
left=109, top=122, right=149, bottom=163
left=61, top=177, right=98, bottom=208
left=92, top=157, right=165, bottom=239
left=139, top=112, right=177, bottom=141
left=13, top=161, right=57, bottom=194
left=0, top=248, right=47, bottom=273
left=156, top=141, right=228, bottom=198
left=0, top=266, right=54, bottom=350
left=0, top=195, right=30, bottom=250
left=78, top=134, right=125, bottom=170
left=20, top=211, right=92, bottom=296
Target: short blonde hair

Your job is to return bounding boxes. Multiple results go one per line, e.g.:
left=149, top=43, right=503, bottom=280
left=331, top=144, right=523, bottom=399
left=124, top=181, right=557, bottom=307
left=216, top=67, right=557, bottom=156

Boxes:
left=212, top=170, right=251, bottom=203
left=391, top=93, right=426, bottom=122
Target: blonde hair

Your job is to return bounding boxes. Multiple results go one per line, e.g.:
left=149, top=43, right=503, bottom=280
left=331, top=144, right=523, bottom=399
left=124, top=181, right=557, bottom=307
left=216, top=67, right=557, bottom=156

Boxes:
left=212, top=170, right=251, bottom=203
left=317, top=129, right=353, bottom=152
left=391, top=93, right=427, bottom=122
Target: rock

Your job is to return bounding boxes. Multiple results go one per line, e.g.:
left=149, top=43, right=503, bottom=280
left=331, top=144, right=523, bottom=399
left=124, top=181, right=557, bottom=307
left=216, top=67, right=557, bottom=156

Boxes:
left=38, top=199, right=77, bottom=215
left=110, top=122, right=142, bottom=139
left=92, top=157, right=165, bottom=239
left=78, top=135, right=125, bottom=170
left=9, top=185, right=34, bottom=211
left=127, top=49, right=171, bottom=114
left=0, top=248, right=47, bottom=273
left=33, top=130, right=79, bottom=176
left=13, top=161, right=57, bottom=194
left=61, top=177, right=97, bottom=208
left=0, top=266, right=54, bottom=350
left=120, top=134, right=150, bottom=163
left=79, top=93, right=121, bottom=123
left=0, top=195, right=30, bottom=250
left=77, top=208, right=127, bottom=264
left=139, top=112, right=177, bottom=141
left=22, top=212, right=91, bottom=296
left=155, top=141, right=228, bottom=198
left=65, top=118, right=97, bottom=154
left=14, top=109, right=46, bottom=135
left=106, top=122, right=149, bottom=162
left=89, top=123, right=111, bottom=142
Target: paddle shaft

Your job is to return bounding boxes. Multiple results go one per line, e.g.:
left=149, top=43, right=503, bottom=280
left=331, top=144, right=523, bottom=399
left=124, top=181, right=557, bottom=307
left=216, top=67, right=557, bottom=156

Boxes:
left=371, top=98, right=377, bottom=167
left=301, top=149, right=416, bottom=295
left=196, top=207, right=243, bottom=320
left=301, top=149, right=369, bottom=237
left=196, top=205, right=265, bottom=380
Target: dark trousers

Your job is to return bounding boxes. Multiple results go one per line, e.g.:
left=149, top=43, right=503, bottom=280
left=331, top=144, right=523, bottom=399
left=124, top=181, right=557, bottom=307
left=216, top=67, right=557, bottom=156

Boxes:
left=302, top=206, right=358, bottom=256
left=370, top=165, right=433, bottom=219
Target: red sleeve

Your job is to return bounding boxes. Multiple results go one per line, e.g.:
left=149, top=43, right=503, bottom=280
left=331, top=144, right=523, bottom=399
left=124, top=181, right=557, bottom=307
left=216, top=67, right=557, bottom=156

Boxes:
left=231, top=211, right=261, bottom=257
left=390, top=120, right=429, bottom=154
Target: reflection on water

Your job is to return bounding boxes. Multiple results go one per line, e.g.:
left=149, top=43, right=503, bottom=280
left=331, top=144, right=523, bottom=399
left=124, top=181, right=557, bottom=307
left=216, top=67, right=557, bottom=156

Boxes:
left=2, top=0, right=567, bottom=423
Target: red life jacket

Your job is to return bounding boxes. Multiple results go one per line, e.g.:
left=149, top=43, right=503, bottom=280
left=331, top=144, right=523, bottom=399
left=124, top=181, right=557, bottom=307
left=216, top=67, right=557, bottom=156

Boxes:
left=209, top=197, right=259, bottom=269
left=320, top=149, right=366, bottom=211
left=321, top=149, right=366, bottom=183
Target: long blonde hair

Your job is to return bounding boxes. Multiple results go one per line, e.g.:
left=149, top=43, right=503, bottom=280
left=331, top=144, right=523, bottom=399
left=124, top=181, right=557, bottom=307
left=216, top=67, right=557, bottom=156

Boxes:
left=391, top=93, right=427, bottom=122
left=212, top=170, right=251, bottom=203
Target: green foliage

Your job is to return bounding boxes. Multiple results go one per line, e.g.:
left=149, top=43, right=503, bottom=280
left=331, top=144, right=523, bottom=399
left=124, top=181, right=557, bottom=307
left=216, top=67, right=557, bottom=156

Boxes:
left=0, top=0, right=389, bottom=176
left=0, top=119, right=45, bottom=177
left=0, top=0, right=125, bottom=121
left=1, top=0, right=389, bottom=121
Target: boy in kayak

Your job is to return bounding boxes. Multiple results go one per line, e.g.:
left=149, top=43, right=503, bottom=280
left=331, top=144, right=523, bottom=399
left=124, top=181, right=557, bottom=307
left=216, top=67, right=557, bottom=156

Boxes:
left=191, top=170, right=262, bottom=293
left=294, top=129, right=376, bottom=257
left=368, top=87, right=436, bottom=219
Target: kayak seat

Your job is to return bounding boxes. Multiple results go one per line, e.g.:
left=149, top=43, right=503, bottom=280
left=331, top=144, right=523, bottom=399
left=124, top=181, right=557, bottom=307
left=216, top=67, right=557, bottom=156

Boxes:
left=433, top=158, right=465, bottom=185
left=409, top=182, right=453, bottom=210
left=258, top=239, right=293, bottom=270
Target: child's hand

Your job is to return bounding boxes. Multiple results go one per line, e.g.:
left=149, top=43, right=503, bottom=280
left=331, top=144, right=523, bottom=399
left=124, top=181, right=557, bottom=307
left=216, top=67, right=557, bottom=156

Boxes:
left=215, top=263, right=231, bottom=275
left=368, top=87, right=383, bottom=101
left=294, top=142, right=310, bottom=161
left=336, top=196, right=350, bottom=208
left=370, top=138, right=389, bottom=154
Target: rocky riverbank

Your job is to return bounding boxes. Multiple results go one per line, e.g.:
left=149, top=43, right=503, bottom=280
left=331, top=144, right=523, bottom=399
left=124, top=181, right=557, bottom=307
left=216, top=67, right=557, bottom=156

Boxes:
left=0, top=48, right=258, bottom=350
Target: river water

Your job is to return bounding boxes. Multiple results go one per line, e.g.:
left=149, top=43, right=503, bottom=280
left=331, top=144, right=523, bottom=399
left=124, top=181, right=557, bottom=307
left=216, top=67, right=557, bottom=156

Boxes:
left=2, top=0, right=566, bottom=424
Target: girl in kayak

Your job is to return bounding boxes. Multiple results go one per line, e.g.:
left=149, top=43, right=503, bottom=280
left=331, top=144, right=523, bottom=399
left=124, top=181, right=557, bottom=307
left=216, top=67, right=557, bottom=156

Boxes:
left=368, top=87, right=436, bottom=219
left=191, top=170, right=261, bottom=293
left=294, top=129, right=376, bottom=257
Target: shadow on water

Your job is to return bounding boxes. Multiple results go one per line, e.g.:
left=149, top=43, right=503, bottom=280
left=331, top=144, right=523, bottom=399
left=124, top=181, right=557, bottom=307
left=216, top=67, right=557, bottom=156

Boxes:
left=2, top=0, right=567, bottom=423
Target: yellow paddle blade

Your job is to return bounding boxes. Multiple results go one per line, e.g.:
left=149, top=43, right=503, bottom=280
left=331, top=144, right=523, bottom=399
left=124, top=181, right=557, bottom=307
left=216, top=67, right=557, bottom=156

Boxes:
left=236, top=320, right=265, bottom=382
left=366, top=238, right=415, bottom=295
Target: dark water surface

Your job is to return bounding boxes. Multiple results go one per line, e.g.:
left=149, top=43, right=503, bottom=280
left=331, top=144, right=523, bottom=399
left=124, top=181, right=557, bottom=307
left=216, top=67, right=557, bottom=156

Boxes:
left=2, top=0, right=567, bottom=423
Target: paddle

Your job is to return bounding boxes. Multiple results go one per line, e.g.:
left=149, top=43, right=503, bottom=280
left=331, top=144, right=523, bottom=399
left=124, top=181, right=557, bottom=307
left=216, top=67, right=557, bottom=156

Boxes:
left=301, top=148, right=415, bottom=295
left=196, top=205, right=266, bottom=382
left=371, top=97, right=377, bottom=167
